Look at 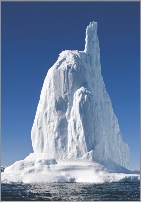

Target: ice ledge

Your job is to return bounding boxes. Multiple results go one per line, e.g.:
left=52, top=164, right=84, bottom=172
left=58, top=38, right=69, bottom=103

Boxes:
left=1, top=153, right=139, bottom=184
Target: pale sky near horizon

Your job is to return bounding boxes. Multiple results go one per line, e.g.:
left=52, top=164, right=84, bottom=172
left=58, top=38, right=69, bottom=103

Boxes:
left=2, top=2, right=140, bottom=170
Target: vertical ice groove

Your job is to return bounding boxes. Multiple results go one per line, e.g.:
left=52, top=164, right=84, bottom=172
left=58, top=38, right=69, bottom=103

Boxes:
left=31, top=22, right=130, bottom=168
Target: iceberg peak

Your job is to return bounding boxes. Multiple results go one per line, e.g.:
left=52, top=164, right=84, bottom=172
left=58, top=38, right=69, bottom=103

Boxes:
left=84, top=21, right=98, bottom=54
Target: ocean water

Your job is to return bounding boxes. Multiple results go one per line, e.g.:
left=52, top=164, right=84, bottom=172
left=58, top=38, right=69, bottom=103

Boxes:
left=1, top=182, right=140, bottom=201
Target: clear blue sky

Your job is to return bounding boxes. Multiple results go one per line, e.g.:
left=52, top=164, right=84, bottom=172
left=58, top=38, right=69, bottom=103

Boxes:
left=2, top=2, right=140, bottom=170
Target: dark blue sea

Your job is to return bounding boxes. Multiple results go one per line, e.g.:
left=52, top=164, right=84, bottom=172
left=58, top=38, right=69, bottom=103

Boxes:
left=1, top=182, right=140, bottom=201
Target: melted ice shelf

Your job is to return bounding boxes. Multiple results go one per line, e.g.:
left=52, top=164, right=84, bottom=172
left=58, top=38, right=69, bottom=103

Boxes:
left=2, top=22, right=133, bottom=184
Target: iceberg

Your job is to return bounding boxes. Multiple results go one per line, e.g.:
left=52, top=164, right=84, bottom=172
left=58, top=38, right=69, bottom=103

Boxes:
left=31, top=21, right=129, bottom=168
left=2, top=22, right=137, bottom=184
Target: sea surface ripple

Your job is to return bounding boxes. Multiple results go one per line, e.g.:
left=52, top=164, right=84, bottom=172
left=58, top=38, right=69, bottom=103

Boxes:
left=1, top=182, right=140, bottom=201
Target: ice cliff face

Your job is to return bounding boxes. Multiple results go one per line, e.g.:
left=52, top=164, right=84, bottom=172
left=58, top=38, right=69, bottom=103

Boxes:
left=31, top=22, right=130, bottom=168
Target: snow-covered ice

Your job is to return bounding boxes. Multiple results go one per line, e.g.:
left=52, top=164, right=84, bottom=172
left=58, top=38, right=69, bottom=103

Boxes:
left=2, top=22, right=137, bottom=184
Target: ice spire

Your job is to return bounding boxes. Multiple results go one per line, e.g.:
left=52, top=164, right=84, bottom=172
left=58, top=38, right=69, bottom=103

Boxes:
left=83, top=21, right=101, bottom=71
left=84, top=21, right=98, bottom=54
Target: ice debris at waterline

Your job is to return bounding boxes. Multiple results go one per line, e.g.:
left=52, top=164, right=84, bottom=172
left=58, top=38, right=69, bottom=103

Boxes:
left=2, top=21, right=138, bottom=184
left=1, top=153, right=140, bottom=183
